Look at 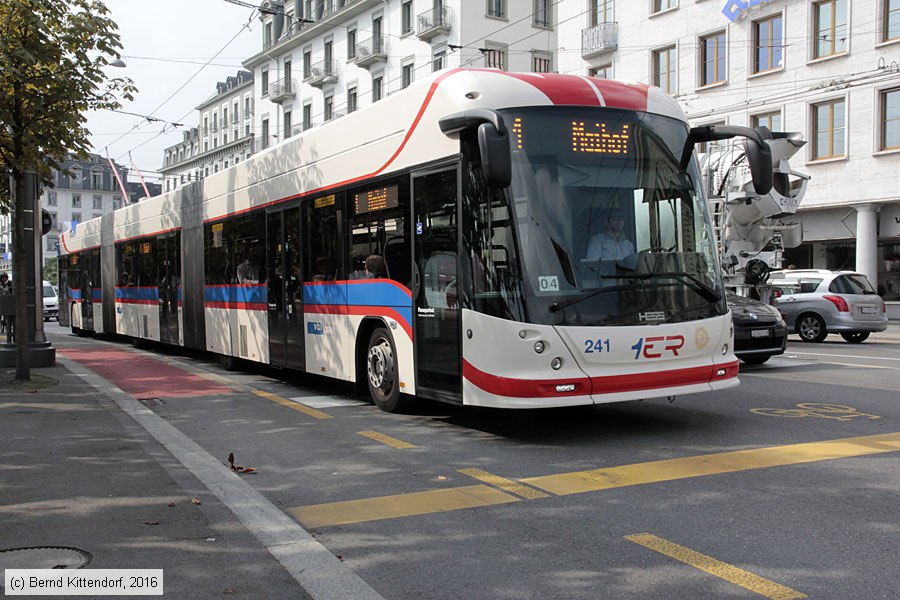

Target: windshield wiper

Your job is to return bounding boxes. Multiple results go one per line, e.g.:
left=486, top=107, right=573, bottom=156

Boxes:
left=548, top=271, right=721, bottom=313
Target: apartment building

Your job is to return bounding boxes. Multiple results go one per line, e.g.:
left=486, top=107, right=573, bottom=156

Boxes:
left=558, top=0, right=900, bottom=307
left=159, top=70, right=256, bottom=191
left=241, top=0, right=556, bottom=150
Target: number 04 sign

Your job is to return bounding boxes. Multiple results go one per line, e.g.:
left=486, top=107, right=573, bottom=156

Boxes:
left=538, top=276, right=559, bottom=292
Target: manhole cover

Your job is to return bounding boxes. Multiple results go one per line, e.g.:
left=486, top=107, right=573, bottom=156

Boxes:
left=0, top=546, right=92, bottom=580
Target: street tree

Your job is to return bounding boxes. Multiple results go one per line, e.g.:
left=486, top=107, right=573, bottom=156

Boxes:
left=0, top=0, right=135, bottom=379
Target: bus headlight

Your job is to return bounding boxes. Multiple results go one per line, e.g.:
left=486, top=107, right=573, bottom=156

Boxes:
left=534, top=341, right=545, bottom=354
left=551, top=357, right=563, bottom=370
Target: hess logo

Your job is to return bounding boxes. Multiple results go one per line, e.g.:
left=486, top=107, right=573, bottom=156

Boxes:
left=631, top=335, right=685, bottom=360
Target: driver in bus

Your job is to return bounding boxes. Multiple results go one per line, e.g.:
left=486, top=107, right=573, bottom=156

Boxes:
left=586, top=209, right=634, bottom=260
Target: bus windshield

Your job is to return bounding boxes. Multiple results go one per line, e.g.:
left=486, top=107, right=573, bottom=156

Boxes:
left=501, top=107, right=725, bottom=326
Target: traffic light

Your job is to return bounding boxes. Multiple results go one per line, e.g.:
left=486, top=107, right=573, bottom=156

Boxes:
left=41, top=209, right=53, bottom=236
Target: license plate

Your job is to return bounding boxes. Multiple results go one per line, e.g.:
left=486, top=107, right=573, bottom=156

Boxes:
left=751, top=329, right=772, bottom=338
left=860, top=306, right=878, bottom=314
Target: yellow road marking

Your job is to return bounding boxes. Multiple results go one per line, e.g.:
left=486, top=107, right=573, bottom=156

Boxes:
left=625, top=533, right=806, bottom=600
left=252, top=390, right=332, bottom=420
left=520, top=431, right=900, bottom=496
left=288, top=485, right=518, bottom=528
left=286, top=431, right=900, bottom=528
left=458, top=468, right=550, bottom=499
left=357, top=430, right=416, bottom=449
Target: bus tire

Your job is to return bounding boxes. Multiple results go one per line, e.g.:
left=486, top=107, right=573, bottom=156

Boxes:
left=366, top=327, right=406, bottom=413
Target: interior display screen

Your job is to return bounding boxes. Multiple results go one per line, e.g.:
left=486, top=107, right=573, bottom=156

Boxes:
left=354, top=185, right=399, bottom=215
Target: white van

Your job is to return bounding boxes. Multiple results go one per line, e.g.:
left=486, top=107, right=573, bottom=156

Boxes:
left=42, top=280, right=58, bottom=321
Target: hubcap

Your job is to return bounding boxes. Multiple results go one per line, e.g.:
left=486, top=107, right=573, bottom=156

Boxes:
left=801, top=318, right=820, bottom=339
left=367, top=339, right=394, bottom=392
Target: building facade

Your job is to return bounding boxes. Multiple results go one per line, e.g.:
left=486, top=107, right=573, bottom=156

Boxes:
left=557, top=0, right=900, bottom=307
left=159, top=70, right=256, bottom=191
left=241, top=0, right=557, bottom=151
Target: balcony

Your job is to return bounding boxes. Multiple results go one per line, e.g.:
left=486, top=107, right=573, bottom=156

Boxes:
left=581, top=22, right=618, bottom=59
left=354, top=36, right=387, bottom=68
left=303, top=60, right=339, bottom=88
left=269, top=78, right=297, bottom=103
left=417, top=4, right=452, bottom=40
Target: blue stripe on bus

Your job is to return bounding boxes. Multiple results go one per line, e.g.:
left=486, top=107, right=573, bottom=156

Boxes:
left=305, top=280, right=413, bottom=333
left=115, top=287, right=159, bottom=301
left=203, top=285, right=268, bottom=304
left=68, top=288, right=82, bottom=300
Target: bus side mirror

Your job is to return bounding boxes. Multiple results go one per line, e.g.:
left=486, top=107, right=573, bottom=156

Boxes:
left=477, top=122, right=511, bottom=189
left=439, top=109, right=512, bottom=189
left=682, top=125, right=773, bottom=195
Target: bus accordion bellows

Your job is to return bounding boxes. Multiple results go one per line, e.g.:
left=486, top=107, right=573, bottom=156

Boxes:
left=58, top=68, right=774, bottom=412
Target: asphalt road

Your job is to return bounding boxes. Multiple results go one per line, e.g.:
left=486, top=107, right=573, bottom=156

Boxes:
left=46, top=323, right=900, bottom=600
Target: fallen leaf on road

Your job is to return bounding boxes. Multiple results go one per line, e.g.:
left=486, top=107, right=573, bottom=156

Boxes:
left=437, top=475, right=447, bottom=480
left=223, top=587, right=235, bottom=594
left=143, top=521, right=159, bottom=526
left=167, top=502, right=176, bottom=508
left=191, top=498, right=202, bottom=505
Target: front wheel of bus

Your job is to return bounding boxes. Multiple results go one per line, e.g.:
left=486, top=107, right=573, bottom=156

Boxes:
left=366, top=328, right=405, bottom=412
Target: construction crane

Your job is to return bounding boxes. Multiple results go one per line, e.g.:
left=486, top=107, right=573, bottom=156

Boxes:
left=700, top=128, right=810, bottom=303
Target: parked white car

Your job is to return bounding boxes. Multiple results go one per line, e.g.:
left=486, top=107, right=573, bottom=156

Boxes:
left=770, top=270, right=887, bottom=343
left=42, top=280, right=58, bottom=321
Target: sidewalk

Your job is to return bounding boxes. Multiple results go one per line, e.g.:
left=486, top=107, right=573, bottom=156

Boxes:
left=0, top=360, right=311, bottom=599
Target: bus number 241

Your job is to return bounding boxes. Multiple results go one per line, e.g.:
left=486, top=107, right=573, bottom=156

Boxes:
left=584, top=338, right=611, bottom=353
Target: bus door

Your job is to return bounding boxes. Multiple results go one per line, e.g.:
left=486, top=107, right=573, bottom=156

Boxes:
left=413, top=167, right=461, bottom=401
left=266, top=207, right=305, bottom=369
left=80, top=249, right=96, bottom=331
left=157, top=231, right=180, bottom=345
left=58, top=256, right=70, bottom=328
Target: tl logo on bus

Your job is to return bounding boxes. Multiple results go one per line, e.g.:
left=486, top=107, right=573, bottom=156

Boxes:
left=631, top=335, right=685, bottom=360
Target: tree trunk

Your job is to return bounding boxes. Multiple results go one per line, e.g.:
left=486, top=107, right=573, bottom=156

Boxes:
left=12, top=170, right=30, bottom=381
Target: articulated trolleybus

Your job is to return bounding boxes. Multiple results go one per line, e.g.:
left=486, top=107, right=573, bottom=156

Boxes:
left=59, top=68, right=774, bottom=412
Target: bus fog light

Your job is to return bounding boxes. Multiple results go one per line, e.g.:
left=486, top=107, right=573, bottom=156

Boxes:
left=556, top=383, right=576, bottom=393
left=715, top=368, right=727, bottom=377
left=551, top=357, right=563, bottom=370
left=533, top=341, right=545, bottom=354
left=721, top=344, right=729, bottom=355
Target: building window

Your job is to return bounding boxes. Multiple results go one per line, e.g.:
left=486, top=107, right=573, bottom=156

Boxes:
left=653, top=46, right=677, bottom=94
left=223, top=132, right=228, bottom=144
left=47, top=235, right=59, bottom=252
left=592, top=0, right=614, bottom=24
left=47, top=192, right=57, bottom=206
left=373, top=73, right=383, bottom=101
left=653, top=0, right=676, bottom=14
left=261, top=70, right=269, bottom=95
left=347, top=27, right=357, bottom=60
left=284, top=110, right=292, bottom=138
left=813, top=0, right=848, bottom=58
left=531, top=51, right=551, bottom=73
left=484, top=45, right=507, bottom=70
left=223, top=107, right=229, bottom=125
left=91, top=171, right=102, bottom=189
left=754, top=14, right=783, bottom=73
left=401, top=62, right=414, bottom=88
left=589, top=64, right=611, bottom=78
left=884, top=0, right=900, bottom=42
left=261, top=118, right=270, bottom=149
left=347, top=85, right=358, bottom=112
left=812, top=98, right=846, bottom=159
left=534, top=0, right=550, bottom=27
left=752, top=111, right=782, bottom=132
left=92, top=194, right=102, bottom=209
left=324, top=94, right=334, bottom=120
left=303, top=103, right=312, bottom=129
left=244, top=97, right=251, bottom=116
left=71, top=193, right=81, bottom=208
left=303, top=50, right=312, bottom=78
left=433, top=49, right=446, bottom=72
left=401, top=1, right=413, bottom=34
left=71, top=212, right=81, bottom=223
left=487, top=0, right=505, bottom=18
left=700, top=31, right=727, bottom=86
left=324, top=40, right=333, bottom=70
left=233, top=102, right=239, bottom=123
left=880, top=87, right=900, bottom=151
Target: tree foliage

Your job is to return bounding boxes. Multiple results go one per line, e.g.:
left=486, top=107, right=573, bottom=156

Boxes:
left=0, top=0, right=136, bottom=198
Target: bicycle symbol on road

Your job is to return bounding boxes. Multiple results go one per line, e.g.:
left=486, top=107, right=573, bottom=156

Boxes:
left=751, top=403, right=880, bottom=421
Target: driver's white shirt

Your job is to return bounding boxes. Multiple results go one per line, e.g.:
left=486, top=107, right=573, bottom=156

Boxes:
left=586, top=232, right=635, bottom=260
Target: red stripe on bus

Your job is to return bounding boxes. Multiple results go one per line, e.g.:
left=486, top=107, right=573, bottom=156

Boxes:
left=204, top=301, right=268, bottom=311
left=462, top=360, right=739, bottom=398
left=305, top=304, right=413, bottom=339
left=115, top=298, right=158, bottom=306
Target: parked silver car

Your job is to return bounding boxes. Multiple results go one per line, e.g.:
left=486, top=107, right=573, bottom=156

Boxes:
left=770, top=270, right=887, bottom=343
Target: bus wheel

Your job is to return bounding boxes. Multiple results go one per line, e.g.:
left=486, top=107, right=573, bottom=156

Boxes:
left=366, top=327, right=405, bottom=412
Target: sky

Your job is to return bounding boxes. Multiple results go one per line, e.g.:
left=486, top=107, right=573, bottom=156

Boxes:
left=84, top=0, right=263, bottom=185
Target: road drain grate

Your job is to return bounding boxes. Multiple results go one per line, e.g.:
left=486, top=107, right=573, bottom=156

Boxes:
left=0, top=546, right=92, bottom=584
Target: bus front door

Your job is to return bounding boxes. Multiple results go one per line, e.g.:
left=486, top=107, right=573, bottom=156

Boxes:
left=267, top=207, right=305, bottom=369
left=157, top=231, right=180, bottom=345
left=413, top=168, right=461, bottom=402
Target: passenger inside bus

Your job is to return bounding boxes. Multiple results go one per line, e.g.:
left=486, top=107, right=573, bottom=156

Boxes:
left=364, top=254, right=386, bottom=279
left=312, top=256, right=335, bottom=281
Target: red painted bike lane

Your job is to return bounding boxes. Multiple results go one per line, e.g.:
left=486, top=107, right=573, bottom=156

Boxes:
left=58, top=347, right=234, bottom=400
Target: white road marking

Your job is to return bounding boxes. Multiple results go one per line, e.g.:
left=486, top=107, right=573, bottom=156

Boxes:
left=291, top=396, right=367, bottom=408
left=787, top=351, right=900, bottom=362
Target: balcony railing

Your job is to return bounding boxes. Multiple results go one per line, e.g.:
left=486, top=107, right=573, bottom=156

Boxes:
left=582, top=22, right=618, bottom=58
left=354, top=36, right=387, bottom=68
left=269, top=78, right=298, bottom=103
left=417, top=4, right=452, bottom=40
left=303, top=60, right=339, bottom=87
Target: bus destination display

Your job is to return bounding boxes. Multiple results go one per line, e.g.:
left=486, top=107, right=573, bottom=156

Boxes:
left=511, top=115, right=632, bottom=156
left=354, top=185, right=399, bottom=215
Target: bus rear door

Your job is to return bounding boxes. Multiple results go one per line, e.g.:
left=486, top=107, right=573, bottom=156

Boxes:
left=267, top=206, right=305, bottom=369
